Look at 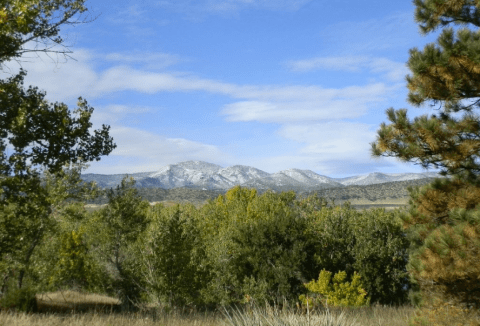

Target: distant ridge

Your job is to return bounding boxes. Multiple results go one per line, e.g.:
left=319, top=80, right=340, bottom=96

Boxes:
left=80, top=160, right=452, bottom=192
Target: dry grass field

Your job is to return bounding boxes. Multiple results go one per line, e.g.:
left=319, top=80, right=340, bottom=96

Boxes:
left=0, top=290, right=420, bottom=326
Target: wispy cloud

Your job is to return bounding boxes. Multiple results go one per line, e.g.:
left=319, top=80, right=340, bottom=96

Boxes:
left=319, top=12, right=417, bottom=54
left=2, top=49, right=397, bottom=125
left=106, top=4, right=166, bottom=35
left=84, top=125, right=233, bottom=174
left=287, top=56, right=370, bottom=72
left=155, top=0, right=312, bottom=18
left=287, top=56, right=409, bottom=82
left=108, top=4, right=149, bottom=24
left=220, top=83, right=392, bottom=123
left=248, top=121, right=402, bottom=176
left=105, top=51, right=181, bottom=70
left=1, top=48, right=412, bottom=176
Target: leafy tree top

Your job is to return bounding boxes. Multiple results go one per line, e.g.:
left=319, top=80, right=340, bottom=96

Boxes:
left=0, top=0, right=92, bottom=67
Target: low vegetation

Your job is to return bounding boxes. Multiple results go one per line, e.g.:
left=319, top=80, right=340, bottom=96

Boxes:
left=5, top=172, right=477, bottom=325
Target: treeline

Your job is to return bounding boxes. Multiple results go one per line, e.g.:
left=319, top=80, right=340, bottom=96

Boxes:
left=0, top=171, right=413, bottom=311
left=84, top=177, right=443, bottom=206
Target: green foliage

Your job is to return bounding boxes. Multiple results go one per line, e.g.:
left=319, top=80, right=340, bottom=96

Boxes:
left=370, top=0, right=480, bottom=311
left=196, top=186, right=312, bottom=306
left=306, top=202, right=411, bottom=305
left=91, top=176, right=150, bottom=307
left=0, top=0, right=89, bottom=64
left=0, top=278, right=37, bottom=312
left=47, top=228, right=104, bottom=292
left=0, top=163, right=104, bottom=299
left=0, top=0, right=114, bottom=303
left=134, top=203, right=204, bottom=307
left=402, top=204, right=480, bottom=308
left=413, top=0, right=480, bottom=35
left=299, top=269, right=369, bottom=308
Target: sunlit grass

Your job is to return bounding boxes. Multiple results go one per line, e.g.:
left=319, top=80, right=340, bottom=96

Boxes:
left=0, top=291, right=420, bottom=326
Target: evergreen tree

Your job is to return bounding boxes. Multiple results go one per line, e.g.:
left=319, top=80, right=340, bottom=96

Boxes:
left=135, top=203, right=203, bottom=308
left=91, top=177, right=150, bottom=308
left=370, top=0, right=480, bottom=310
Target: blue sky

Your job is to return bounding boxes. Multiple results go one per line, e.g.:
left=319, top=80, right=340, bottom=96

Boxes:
left=2, top=0, right=461, bottom=177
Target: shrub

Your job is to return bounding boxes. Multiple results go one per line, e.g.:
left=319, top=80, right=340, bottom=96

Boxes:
left=0, top=278, right=37, bottom=312
left=197, top=186, right=311, bottom=306
left=299, top=269, right=369, bottom=308
left=134, top=203, right=204, bottom=308
left=305, top=200, right=411, bottom=305
left=47, top=228, right=105, bottom=292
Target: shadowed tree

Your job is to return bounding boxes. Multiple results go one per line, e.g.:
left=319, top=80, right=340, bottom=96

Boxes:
left=370, top=0, right=480, bottom=311
left=90, top=177, right=150, bottom=309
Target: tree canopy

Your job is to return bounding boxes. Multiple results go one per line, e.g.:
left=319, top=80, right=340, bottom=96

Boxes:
left=0, top=0, right=93, bottom=67
left=0, top=0, right=115, bottom=302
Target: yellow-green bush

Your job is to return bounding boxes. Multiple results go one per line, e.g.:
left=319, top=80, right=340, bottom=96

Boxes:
left=299, top=269, right=370, bottom=308
left=47, top=228, right=104, bottom=292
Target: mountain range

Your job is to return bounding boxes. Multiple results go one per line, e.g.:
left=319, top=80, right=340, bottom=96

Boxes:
left=80, top=160, right=452, bottom=192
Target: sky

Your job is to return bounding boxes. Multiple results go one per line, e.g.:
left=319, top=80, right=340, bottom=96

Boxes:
left=1, top=0, right=464, bottom=178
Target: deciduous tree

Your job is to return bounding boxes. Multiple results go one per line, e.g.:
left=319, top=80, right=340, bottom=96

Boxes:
left=0, top=0, right=114, bottom=308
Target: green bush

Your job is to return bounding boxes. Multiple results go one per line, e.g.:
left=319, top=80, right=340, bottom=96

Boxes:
left=87, top=176, right=151, bottom=308
left=134, top=203, right=204, bottom=307
left=0, top=278, right=37, bottom=312
left=196, top=186, right=312, bottom=306
left=47, top=228, right=105, bottom=292
left=303, top=196, right=411, bottom=305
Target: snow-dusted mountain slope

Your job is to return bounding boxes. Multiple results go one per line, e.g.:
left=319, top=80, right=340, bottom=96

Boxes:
left=331, top=171, right=450, bottom=186
left=80, top=160, right=452, bottom=190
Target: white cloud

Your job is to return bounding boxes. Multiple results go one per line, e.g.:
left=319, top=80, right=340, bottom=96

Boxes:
left=287, top=56, right=409, bottom=82
left=84, top=124, right=234, bottom=174
left=287, top=56, right=370, bottom=72
left=0, top=48, right=414, bottom=176
left=258, top=121, right=404, bottom=176
left=278, top=122, right=377, bottom=155
left=105, top=52, right=181, bottom=69
left=367, top=58, right=409, bottom=82
left=220, top=83, right=394, bottom=123
left=108, top=4, right=150, bottom=24
left=89, top=104, right=154, bottom=128
left=108, top=126, right=224, bottom=158
left=155, top=0, right=312, bottom=17
left=2, top=49, right=398, bottom=125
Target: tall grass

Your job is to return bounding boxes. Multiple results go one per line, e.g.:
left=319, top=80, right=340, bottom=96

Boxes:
left=0, top=291, right=418, bottom=326
left=221, top=300, right=415, bottom=326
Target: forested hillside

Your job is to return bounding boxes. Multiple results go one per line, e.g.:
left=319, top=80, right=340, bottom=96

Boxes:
left=85, top=177, right=441, bottom=210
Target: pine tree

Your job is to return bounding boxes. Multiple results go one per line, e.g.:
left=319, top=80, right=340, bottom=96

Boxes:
left=370, top=0, right=480, bottom=311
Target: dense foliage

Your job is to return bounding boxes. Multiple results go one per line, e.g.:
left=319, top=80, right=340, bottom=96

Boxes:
left=299, top=269, right=370, bottom=308
left=1, top=174, right=415, bottom=311
left=370, top=0, right=480, bottom=318
left=133, top=203, right=205, bottom=308
left=0, top=0, right=115, bottom=309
